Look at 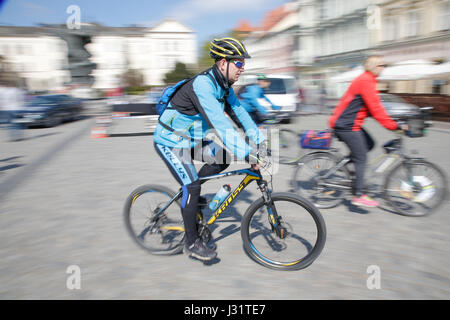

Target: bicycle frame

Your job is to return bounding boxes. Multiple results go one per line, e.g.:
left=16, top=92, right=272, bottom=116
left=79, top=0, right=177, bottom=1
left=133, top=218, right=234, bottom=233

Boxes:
left=316, top=134, right=418, bottom=192
left=200, top=168, right=266, bottom=224
left=154, top=168, right=269, bottom=228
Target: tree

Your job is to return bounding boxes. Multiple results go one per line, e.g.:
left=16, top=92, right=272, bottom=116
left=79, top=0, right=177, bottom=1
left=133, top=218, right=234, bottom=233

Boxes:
left=163, top=62, right=195, bottom=84
left=198, top=41, right=215, bottom=71
left=122, top=68, right=144, bottom=88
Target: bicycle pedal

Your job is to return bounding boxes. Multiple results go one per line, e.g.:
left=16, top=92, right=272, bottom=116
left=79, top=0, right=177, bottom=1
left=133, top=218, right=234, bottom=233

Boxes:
left=276, top=226, right=287, bottom=239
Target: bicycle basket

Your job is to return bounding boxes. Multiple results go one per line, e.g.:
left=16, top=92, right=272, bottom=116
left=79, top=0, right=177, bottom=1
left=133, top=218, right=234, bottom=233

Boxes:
left=405, top=108, right=432, bottom=138
left=300, top=129, right=332, bottom=149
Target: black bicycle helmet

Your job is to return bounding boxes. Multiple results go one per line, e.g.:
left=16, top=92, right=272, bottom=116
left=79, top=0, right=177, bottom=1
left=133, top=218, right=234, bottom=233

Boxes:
left=209, top=37, right=251, bottom=60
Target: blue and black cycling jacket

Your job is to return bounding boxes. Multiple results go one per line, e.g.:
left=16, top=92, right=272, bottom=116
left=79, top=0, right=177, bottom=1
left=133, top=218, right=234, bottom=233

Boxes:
left=154, top=66, right=265, bottom=160
left=239, top=84, right=280, bottom=115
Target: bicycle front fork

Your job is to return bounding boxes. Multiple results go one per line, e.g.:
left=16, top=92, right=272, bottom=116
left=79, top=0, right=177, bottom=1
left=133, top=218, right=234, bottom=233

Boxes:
left=258, top=179, right=287, bottom=239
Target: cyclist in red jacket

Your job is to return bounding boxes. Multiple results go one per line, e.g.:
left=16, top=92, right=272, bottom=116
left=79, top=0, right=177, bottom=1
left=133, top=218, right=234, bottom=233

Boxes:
left=329, top=55, right=406, bottom=208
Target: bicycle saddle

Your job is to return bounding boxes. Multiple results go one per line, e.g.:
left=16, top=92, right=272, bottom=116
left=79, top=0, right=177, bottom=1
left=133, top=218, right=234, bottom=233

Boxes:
left=383, top=139, right=401, bottom=153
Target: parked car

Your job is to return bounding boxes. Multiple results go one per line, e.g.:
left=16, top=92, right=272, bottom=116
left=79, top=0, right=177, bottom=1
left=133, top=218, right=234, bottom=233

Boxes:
left=380, top=94, right=433, bottom=135
left=379, top=93, right=421, bottom=119
left=14, top=95, right=83, bottom=128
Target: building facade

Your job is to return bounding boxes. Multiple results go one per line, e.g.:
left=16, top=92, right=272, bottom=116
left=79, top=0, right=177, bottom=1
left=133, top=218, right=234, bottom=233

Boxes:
left=373, top=0, right=450, bottom=94
left=239, top=1, right=300, bottom=76
left=0, top=27, right=70, bottom=91
left=88, top=19, right=197, bottom=89
left=0, top=19, right=197, bottom=91
left=241, top=0, right=449, bottom=99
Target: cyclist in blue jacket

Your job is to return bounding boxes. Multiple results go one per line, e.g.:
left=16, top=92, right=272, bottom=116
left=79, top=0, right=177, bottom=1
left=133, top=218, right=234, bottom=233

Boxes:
left=153, top=38, right=266, bottom=261
left=239, top=74, right=281, bottom=126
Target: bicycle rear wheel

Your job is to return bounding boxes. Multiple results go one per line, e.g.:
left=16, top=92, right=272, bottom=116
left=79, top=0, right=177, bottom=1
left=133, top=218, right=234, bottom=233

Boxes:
left=241, top=192, right=326, bottom=270
left=123, top=184, right=185, bottom=255
left=383, top=160, right=447, bottom=217
left=292, top=151, right=350, bottom=209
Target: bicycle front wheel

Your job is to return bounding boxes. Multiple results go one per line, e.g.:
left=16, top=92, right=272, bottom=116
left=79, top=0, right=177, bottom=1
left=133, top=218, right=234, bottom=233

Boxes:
left=123, top=184, right=185, bottom=255
left=383, top=160, right=447, bottom=217
left=241, top=193, right=326, bottom=271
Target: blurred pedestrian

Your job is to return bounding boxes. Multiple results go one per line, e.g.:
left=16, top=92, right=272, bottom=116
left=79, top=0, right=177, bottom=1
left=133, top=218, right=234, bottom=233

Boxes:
left=0, top=81, right=25, bottom=142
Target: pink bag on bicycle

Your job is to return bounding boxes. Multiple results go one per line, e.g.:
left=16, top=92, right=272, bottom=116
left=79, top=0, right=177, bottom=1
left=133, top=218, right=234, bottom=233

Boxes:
left=300, top=129, right=332, bottom=149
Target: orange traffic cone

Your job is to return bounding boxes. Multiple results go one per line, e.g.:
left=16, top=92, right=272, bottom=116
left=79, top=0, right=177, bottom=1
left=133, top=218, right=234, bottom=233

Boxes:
left=91, top=127, right=108, bottom=139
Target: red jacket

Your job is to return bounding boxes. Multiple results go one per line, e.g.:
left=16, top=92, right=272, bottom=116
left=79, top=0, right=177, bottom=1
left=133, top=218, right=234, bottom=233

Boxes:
left=329, top=71, right=398, bottom=131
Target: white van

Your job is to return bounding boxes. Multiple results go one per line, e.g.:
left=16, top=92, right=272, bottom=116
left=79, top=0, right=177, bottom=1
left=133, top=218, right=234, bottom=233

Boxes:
left=234, top=74, right=299, bottom=123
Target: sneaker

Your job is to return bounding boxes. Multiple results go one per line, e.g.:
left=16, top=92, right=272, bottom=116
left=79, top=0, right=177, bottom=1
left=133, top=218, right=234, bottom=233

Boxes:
left=184, top=238, right=217, bottom=261
left=351, top=194, right=379, bottom=208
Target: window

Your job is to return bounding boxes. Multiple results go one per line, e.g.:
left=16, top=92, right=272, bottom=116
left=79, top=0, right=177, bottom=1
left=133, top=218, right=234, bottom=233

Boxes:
left=432, top=79, right=448, bottom=94
left=264, top=78, right=297, bottom=94
left=318, top=1, right=326, bottom=20
left=384, top=16, right=398, bottom=41
left=438, top=1, right=450, bottom=31
left=407, top=10, right=421, bottom=37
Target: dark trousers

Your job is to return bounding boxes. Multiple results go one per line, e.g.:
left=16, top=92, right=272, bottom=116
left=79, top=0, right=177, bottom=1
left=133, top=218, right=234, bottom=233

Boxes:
left=334, top=128, right=375, bottom=196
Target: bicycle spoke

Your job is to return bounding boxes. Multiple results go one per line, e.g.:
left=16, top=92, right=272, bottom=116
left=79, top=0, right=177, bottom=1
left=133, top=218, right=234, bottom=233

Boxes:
left=124, top=185, right=184, bottom=254
left=384, top=161, right=447, bottom=216
left=293, top=153, right=349, bottom=209
left=244, top=196, right=325, bottom=268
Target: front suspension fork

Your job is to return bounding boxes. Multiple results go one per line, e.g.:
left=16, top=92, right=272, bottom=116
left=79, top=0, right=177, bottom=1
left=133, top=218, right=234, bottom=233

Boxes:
left=258, top=179, right=287, bottom=239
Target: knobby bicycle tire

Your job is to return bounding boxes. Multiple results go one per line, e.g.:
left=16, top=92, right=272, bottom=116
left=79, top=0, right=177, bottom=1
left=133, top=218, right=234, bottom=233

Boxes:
left=241, top=192, right=326, bottom=271
left=123, top=184, right=184, bottom=255
left=383, top=159, right=448, bottom=217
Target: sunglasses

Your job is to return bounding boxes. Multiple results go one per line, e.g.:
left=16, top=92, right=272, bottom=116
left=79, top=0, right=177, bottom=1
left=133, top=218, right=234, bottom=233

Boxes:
left=377, top=64, right=388, bottom=68
left=231, top=60, right=245, bottom=68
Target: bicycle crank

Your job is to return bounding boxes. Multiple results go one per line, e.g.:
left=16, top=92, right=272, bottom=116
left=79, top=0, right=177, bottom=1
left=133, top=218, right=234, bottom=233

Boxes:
left=197, top=222, right=212, bottom=244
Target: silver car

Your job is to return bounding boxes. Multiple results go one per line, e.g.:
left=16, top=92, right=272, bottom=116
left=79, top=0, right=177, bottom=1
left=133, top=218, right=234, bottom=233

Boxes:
left=380, top=93, right=421, bottom=119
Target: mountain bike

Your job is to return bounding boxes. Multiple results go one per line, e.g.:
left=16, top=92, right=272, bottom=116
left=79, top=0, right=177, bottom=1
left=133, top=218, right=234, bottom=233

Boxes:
left=124, top=161, right=326, bottom=271
left=291, top=110, right=447, bottom=217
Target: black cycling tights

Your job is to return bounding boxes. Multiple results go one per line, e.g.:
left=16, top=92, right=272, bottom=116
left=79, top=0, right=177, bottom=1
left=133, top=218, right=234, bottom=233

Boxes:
left=182, top=163, right=229, bottom=246
left=155, top=141, right=231, bottom=247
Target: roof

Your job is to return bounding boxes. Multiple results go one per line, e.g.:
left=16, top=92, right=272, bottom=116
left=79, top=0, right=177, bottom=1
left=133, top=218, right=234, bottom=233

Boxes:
left=261, top=6, right=290, bottom=31
left=233, top=20, right=259, bottom=33
left=232, top=2, right=298, bottom=37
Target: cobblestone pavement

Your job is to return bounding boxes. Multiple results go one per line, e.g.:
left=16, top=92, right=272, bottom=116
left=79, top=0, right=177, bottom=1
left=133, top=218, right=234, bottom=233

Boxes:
left=0, top=112, right=449, bottom=300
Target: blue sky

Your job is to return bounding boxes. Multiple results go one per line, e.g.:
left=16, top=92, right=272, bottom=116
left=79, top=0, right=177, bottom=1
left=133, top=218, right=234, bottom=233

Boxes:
left=0, top=0, right=287, bottom=46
